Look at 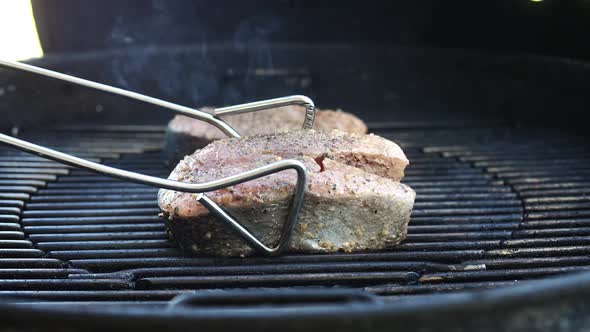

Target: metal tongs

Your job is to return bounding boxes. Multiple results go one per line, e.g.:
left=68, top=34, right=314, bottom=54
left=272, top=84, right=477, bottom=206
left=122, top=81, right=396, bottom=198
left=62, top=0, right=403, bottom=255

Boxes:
left=0, top=60, right=316, bottom=256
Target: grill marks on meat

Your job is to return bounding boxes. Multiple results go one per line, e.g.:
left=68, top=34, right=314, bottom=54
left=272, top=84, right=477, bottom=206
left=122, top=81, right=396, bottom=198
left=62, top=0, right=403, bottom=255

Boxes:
left=164, top=106, right=368, bottom=165
left=158, top=130, right=414, bottom=257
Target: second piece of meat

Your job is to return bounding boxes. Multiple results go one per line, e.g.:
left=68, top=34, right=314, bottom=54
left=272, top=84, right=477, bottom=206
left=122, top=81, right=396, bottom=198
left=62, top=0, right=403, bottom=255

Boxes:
left=164, top=106, right=368, bottom=166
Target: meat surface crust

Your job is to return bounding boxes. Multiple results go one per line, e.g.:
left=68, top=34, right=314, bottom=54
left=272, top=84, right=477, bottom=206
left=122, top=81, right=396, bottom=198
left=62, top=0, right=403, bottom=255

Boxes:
left=189, top=129, right=409, bottom=181
left=158, top=130, right=415, bottom=257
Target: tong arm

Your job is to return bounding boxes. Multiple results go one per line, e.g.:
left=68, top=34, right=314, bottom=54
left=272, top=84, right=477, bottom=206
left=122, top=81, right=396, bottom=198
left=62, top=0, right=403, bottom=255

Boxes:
left=0, top=133, right=306, bottom=255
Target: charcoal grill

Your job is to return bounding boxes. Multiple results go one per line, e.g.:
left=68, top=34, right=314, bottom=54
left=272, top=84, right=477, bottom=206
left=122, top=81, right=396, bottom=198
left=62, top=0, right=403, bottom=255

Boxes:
left=1, top=1, right=590, bottom=330
left=0, top=119, right=589, bottom=331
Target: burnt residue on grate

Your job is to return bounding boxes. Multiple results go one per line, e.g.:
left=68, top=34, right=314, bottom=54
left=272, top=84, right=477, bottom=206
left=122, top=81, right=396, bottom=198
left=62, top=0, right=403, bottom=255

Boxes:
left=0, top=125, right=588, bottom=303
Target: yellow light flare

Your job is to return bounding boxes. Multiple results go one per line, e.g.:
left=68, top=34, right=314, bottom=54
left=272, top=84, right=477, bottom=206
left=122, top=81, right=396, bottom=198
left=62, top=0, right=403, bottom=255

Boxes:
left=0, top=0, right=43, bottom=61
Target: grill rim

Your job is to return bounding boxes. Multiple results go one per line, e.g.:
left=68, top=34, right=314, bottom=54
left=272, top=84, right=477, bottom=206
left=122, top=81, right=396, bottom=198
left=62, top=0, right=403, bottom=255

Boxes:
left=2, top=268, right=590, bottom=330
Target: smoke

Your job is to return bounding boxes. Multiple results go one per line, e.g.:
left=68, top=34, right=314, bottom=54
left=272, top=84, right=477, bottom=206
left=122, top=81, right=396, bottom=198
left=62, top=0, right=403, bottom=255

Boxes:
left=107, top=4, right=282, bottom=107
left=233, top=12, right=281, bottom=71
left=220, top=12, right=283, bottom=105
left=108, top=0, right=212, bottom=105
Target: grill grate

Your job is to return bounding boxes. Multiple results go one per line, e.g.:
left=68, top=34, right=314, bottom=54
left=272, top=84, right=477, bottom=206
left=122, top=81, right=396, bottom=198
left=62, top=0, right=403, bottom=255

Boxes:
left=0, top=125, right=588, bottom=306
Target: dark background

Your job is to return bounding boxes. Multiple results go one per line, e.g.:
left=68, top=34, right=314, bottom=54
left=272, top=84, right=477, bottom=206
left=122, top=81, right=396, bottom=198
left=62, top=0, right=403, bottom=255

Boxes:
left=2, top=0, right=588, bottom=128
left=31, top=0, right=590, bottom=60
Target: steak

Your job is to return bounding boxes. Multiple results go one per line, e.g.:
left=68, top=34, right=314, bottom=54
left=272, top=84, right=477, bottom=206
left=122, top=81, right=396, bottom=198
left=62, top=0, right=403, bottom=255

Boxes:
left=164, top=106, right=368, bottom=165
left=158, top=130, right=415, bottom=257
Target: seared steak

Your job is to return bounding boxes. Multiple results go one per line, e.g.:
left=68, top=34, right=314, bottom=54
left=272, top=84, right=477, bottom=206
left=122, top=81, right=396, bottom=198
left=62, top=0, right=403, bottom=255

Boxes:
left=164, top=106, right=367, bottom=165
left=158, top=130, right=415, bottom=257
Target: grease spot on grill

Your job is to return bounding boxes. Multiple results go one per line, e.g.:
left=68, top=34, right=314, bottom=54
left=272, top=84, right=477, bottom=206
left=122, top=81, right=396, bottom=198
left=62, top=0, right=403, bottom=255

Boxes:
left=419, top=275, right=444, bottom=282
